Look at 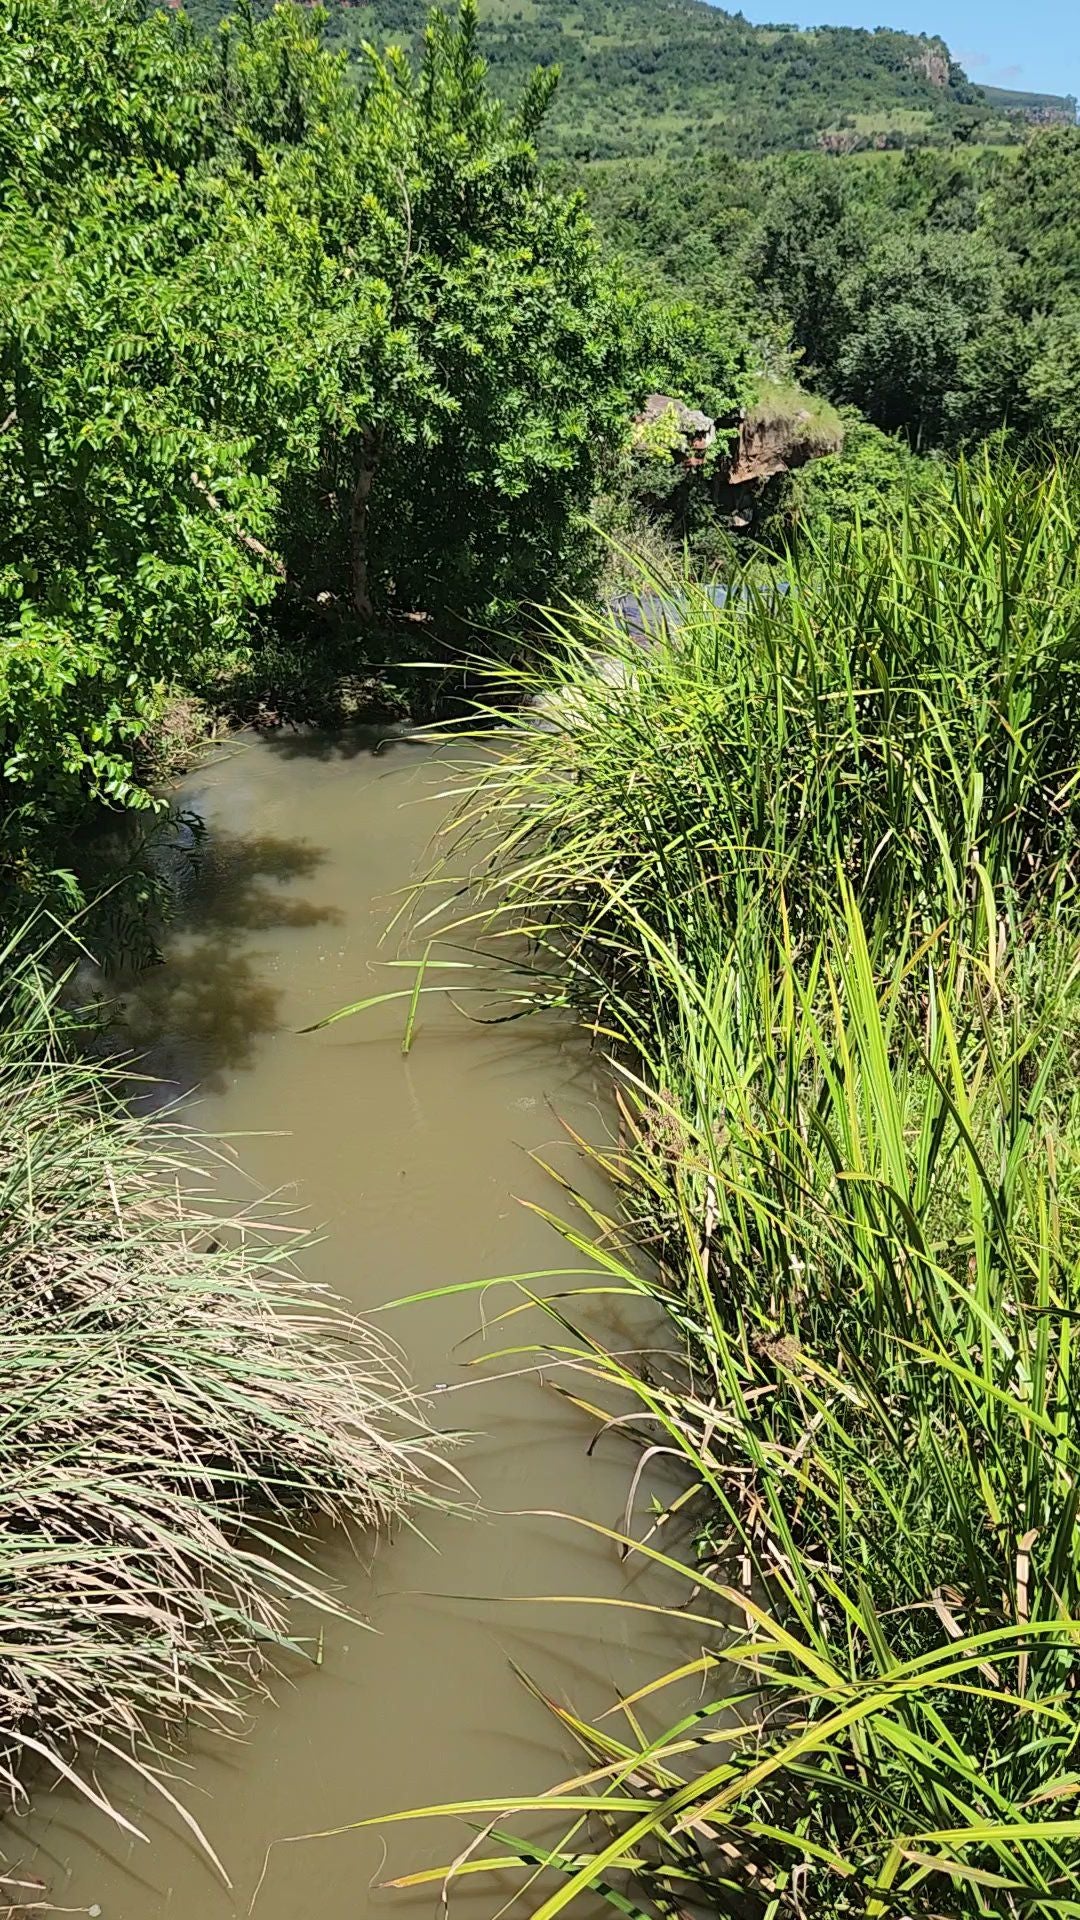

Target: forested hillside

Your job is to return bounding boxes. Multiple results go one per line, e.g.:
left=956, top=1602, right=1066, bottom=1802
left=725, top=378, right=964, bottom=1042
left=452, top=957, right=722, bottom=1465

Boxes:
left=585, top=134, right=1080, bottom=456
left=179, top=0, right=1076, bottom=161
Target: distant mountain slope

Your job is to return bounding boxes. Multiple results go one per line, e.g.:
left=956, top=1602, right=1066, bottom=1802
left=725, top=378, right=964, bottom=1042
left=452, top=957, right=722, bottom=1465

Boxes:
left=180, top=0, right=1076, bottom=159
left=978, top=83, right=1077, bottom=124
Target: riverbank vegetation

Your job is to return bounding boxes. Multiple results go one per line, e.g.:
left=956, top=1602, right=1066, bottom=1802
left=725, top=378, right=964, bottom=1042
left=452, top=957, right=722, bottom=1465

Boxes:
left=6, top=0, right=1080, bottom=1887
left=0, top=936, right=443, bottom=1849
left=389, top=458, right=1080, bottom=1914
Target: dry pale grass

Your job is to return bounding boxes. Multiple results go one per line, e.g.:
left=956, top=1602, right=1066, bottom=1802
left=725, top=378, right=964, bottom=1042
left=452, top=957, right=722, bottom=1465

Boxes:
left=0, top=961, right=445, bottom=1850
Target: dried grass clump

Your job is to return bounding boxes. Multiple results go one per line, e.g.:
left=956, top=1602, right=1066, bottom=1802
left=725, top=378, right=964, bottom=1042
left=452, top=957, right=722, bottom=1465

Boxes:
left=0, top=960, right=441, bottom=1839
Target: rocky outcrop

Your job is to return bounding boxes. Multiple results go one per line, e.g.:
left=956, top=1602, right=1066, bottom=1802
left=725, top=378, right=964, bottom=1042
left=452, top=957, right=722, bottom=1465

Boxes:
left=721, top=389, right=844, bottom=488
left=627, top=381, right=843, bottom=538
left=909, top=39, right=951, bottom=88
left=634, top=393, right=717, bottom=468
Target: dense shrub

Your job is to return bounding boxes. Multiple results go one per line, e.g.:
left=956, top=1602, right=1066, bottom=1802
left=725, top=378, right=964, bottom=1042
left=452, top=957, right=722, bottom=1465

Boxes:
left=768, top=413, right=941, bottom=536
left=0, top=0, right=640, bottom=888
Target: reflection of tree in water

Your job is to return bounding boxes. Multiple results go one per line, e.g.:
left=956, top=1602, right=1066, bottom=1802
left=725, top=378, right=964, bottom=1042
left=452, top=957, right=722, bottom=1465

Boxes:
left=260, top=724, right=430, bottom=764
left=74, top=807, right=207, bottom=976
left=114, top=825, right=344, bottom=1100
left=176, top=828, right=341, bottom=933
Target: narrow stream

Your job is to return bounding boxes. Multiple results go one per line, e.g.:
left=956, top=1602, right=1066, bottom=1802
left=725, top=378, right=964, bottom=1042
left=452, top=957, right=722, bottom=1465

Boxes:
left=8, top=730, right=685, bottom=1920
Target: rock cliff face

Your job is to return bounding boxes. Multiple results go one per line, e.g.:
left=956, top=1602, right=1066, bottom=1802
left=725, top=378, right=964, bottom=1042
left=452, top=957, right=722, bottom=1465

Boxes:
left=722, top=391, right=845, bottom=488
left=909, top=39, right=951, bottom=88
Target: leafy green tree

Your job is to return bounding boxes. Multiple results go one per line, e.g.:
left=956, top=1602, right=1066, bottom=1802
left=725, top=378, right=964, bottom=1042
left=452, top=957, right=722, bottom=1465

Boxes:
left=0, top=0, right=644, bottom=882
left=1023, top=307, right=1080, bottom=447
left=976, top=130, right=1080, bottom=445
left=312, top=3, right=642, bottom=628
left=755, top=161, right=869, bottom=375
left=582, top=126, right=1080, bottom=463
left=989, top=128, right=1080, bottom=318
left=834, top=230, right=1003, bottom=444
left=0, top=0, right=283, bottom=827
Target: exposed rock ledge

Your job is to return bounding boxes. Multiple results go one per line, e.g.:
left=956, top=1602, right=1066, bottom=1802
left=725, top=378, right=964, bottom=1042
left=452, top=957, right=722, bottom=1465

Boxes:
left=723, top=384, right=845, bottom=487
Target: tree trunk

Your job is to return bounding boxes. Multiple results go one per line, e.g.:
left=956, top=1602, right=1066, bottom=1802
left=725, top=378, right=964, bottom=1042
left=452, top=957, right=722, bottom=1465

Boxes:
left=350, top=425, right=382, bottom=621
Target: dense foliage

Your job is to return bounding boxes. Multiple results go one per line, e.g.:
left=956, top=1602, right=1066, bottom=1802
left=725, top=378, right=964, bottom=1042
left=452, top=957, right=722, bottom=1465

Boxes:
left=584, top=133, right=1080, bottom=465
left=0, top=0, right=674, bottom=888
left=755, top=136, right=1080, bottom=450
left=181, top=0, right=1074, bottom=162
left=402, top=459, right=1080, bottom=1918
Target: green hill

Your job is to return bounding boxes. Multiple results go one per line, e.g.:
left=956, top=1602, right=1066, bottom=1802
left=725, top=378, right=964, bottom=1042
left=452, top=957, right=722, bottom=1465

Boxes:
left=179, top=0, right=1076, bottom=159
left=979, top=82, right=1077, bottom=124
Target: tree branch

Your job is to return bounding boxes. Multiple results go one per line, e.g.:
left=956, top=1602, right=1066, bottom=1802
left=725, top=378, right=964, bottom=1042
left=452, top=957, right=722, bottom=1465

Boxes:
left=190, top=471, right=286, bottom=579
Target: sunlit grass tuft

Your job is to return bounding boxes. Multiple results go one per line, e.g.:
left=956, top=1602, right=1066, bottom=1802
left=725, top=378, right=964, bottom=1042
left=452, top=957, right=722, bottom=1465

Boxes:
left=0, top=930, right=446, bottom=1863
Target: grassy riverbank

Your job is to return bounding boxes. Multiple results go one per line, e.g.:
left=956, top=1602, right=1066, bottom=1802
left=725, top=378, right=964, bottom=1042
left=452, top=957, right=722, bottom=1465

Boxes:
left=406, top=457, right=1080, bottom=1915
left=0, top=937, right=441, bottom=1859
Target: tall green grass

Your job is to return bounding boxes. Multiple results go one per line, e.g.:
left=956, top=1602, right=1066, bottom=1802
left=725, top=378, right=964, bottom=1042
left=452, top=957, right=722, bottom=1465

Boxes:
left=383, top=460, right=1080, bottom=1915
left=435, top=455, right=1080, bottom=966
left=0, top=933, right=444, bottom=1865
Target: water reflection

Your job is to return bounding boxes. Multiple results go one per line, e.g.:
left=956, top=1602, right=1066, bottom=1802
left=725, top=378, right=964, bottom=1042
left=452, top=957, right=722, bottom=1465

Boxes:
left=90, top=817, right=344, bottom=1096
left=18, top=729, right=695, bottom=1920
left=261, top=723, right=432, bottom=763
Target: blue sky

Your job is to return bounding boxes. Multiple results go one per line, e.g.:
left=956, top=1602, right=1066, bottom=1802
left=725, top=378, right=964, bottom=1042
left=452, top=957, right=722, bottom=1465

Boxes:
left=730, top=0, right=1079, bottom=100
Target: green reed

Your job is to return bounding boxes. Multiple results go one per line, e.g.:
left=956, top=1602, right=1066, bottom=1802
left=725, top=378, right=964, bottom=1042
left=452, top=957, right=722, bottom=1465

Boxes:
left=425, top=452, right=1080, bottom=966
left=374, top=458, right=1080, bottom=1916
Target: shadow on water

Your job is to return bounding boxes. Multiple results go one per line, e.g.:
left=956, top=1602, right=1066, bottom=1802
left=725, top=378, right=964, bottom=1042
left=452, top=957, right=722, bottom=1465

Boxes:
left=101, top=823, right=343, bottom=1100
left=175, top=828, right=342, bottom=933
left=259, top=723, right=433, bottom=763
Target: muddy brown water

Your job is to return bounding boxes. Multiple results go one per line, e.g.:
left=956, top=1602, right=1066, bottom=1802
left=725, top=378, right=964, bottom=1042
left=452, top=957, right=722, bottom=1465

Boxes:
left=7, top=730, right=696, bottom=1920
